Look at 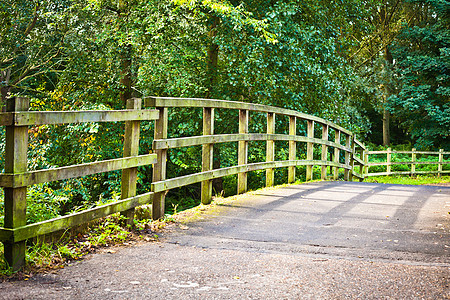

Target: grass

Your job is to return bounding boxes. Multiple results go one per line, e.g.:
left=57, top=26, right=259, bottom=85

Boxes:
left=364, top=175, right=450, bottom=185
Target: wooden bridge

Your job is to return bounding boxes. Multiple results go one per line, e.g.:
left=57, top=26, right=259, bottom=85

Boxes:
left=0, top=96, right=449, bottom=270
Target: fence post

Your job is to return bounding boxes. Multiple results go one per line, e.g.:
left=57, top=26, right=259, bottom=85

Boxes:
left=358, top=146, right=364, bottom=182
left=201, top=107, right=214, bottom=204
left=152, top=107, right=168, bottom=220
left=438, top=149, right=443, bottom=177
left=266, top=112, right=275, bottom=187
left=120, top=98, right=142, bottom=225
left=411, top=148, right=416, bottom=176
left=386, top=147, right=391, bottom=175
left=364, top=150, right=369, bottom=178
left=321, top=124, right=329, bottom=180
left=306, top=120, right=314, bottom=181
left=344, top=134, right=351, bottom=181
left=288, top=116, right=296, bottom=183
left=333, top=130, right=340, bottom=180
left=349, top=135, right=355, bottom=181
left=238, top=109, right=248, bottom=194
left=4, top=97, right=29, bottom=271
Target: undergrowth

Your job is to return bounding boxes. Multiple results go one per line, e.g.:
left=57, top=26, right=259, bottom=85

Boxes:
left=0, top=214, right=171, bottom=280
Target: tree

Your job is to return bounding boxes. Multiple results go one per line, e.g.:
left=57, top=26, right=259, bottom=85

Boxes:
left=388, top=0, right=449, bottom=149
left=0, top=0, right=69, bottom=108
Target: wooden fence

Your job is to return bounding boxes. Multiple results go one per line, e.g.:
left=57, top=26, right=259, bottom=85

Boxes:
left=0, top=97, right=159, bottom=270
left=4, top=96, right=429, bottom=271
left=365, top=148, right=450, bottom=177
left=147, top=97, right=366, bottom=219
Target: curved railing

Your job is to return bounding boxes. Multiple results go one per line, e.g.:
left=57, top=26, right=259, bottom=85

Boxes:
left=146, top=97, right=366, bottom=219
left=0, top=96, right=367, bottom=270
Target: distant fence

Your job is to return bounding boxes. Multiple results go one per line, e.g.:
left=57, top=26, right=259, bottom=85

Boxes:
left=366, top=148, right=450, bottom=177
left=1, top=96, right=448, bottom=271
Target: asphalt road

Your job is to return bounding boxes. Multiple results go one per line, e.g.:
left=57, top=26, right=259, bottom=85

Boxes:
left=1, top=181, right=449, bottom=299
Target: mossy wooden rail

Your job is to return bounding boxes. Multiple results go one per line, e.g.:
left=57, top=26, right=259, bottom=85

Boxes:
left=0, top=97, right=159, bottom=270
left=145, top=96, right=367, bottom=218
left=365, top=148, right=450, bottom=177
left=0, top=96, right=367, bottom=270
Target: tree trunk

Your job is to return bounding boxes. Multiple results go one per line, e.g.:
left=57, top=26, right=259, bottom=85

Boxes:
left=382, top=47, right=393, bottom=146
left=206, top=15, right=219, bottom=98
left=118, top=0, right=132, bottom=108
left=382, top=108, right=390, bottom=146
left=119, top=44, right=132, bottom=107
left=205, top=15, right=223, bottom=194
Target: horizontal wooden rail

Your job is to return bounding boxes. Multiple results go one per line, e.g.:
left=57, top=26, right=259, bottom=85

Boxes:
left=0, top=154, right=157, bottom=188
left=0, top=97, right=161, bottom=271
left=352, top=171, right=365, bottom=179
left=368, top=150, right=450, bottom=155
left=152, top=160, right=350, bottom=193
left=354, top=139, right=366, bottom=150
left=367, top=170, right=450, bottom=177
left=153, top=134, right=352, bottom=153
left=0, top=109, right=159, bottom=126
left=0, top=192, right=154, bottom=243
left=368, top=161, right=445, bottom=166
left=354, top=156, right=365, bottom=166
left=145, top=97, right=352, bottom=135
left=0, top=229, right=12, bottom=242
left=366, top=148, right=449, bottom=177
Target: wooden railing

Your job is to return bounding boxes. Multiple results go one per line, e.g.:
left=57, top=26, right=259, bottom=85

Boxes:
left=366, top=148, right=450, bottom=177
left=0, top=96, right=366, bottom=270
left=147, top=97, right=366, bottom=219
left=0, top=97, right=159, bottom=270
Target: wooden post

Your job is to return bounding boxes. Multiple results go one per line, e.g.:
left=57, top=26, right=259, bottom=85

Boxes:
left=238, top=109, right=248, bottom=194
left=321, top=124, right=329, bottom=180
left=386, top=147, right=391, bottom=175
left=344, top=134, right=351, bottom=181
left=152, top=107, right=168, bottom=220
left=438, top=149, right=443, bottom=177
left=201, top=107, right=214, bottom=204
left=364, top=150, right=369, bottom=178
left=288, top=116, right=296, bottom=183
left=411, top=148, right=416, bottom=176
left=349, top=135, right=355, bottom=181
left=306, top=120, right=314, bottom=181
left=4, top=97, right=29, bottom=271
left=266, top=112, right=275, bottom=187
left=359, top=146, right=364, bottom=182
left=120, top=98, right=142, bottom=225
left=333, top=130, right=340, bottom=180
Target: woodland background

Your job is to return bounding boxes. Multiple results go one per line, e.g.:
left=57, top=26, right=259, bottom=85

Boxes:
left=0, top=0, right=448, bottom=222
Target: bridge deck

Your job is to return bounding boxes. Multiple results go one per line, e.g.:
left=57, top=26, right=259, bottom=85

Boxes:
left=2, top=181, right=449, bottom=298
left=173, top=181, right=449, bottom=264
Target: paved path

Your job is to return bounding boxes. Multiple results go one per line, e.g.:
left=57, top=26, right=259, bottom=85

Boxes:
left=1, top=181, right=449, bottom=299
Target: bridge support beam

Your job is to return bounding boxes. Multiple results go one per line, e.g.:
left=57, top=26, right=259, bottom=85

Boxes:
left=152, top=107, right=168, bottom=220
left=4, top=97, right=29, bottom=271
left=266, top=112, right=275, bottom=187
left=201, top=107, right=214, bottom=204
left=238, top=109, right=248, bottom=194
left=333, top=130, right=340, bottom=180
left=121, top=98, right=142, bottom=225
left=321, top=124, right=329, bottom=180
left=306, top=120, right=314, bottom=181
left=344, top=135, right=351, bottom=181
left=288, top=116, right=296, bottom=183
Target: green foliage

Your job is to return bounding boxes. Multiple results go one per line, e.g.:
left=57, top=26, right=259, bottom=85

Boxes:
left=388, top=0, right=450, bottom=149
left=365, top=175, right=450, bottom=185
